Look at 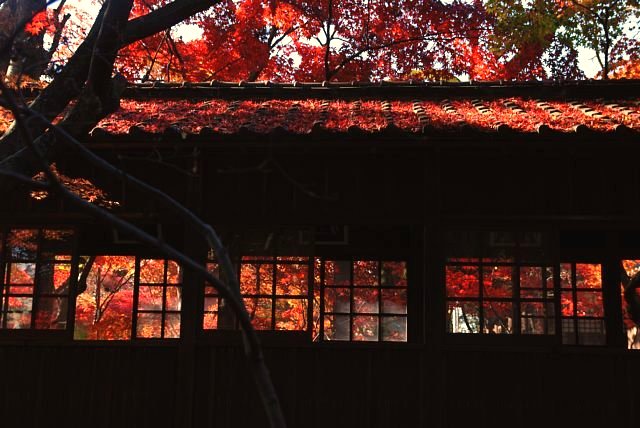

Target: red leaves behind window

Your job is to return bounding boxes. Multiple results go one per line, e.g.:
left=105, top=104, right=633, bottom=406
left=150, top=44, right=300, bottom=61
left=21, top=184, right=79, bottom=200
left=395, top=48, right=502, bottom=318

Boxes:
left=446, top=265, right=480, bottom=297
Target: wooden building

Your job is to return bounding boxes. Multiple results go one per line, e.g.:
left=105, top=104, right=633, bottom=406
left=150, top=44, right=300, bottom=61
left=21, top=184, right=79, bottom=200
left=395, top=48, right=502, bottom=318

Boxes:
left=1, top=80, right=640, bottom=427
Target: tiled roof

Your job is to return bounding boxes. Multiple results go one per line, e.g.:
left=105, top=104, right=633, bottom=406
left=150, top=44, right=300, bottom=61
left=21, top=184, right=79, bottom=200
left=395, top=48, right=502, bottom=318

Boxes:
left=4, top=80, right=640, bottom=142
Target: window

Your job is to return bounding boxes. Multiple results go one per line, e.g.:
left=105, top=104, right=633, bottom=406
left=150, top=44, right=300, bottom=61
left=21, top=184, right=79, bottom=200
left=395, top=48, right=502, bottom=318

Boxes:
left=560, top=263, right=605, bottom=345
left=445, top=231, right=605, bottom=344
left=317, top=259, right=408, bottom=342
left=620, top=260, right=639, bottom=349
left=203, top=254, right=408, bottom=342
left=204, top=255, right=311, bottom=331
left=0, top=228, right=74, bottom=330
left=74, top=256, right=181, bottom=340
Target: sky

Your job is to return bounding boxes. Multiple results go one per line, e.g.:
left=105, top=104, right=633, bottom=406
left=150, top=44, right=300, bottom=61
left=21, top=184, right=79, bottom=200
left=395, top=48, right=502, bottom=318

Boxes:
left=60, top=0, right=609, bottom=80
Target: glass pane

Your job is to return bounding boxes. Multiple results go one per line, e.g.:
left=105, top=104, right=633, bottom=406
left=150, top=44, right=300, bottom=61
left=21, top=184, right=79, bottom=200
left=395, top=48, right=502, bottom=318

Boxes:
left=166, top=286, right=181, bottom=311
left=163, top=313, right=181, bottom=338
left=240, top=263, right=273, bottom=295
left=447, top=301, right=480, bottom=333
left=7, top=285, right=33, bottom=295
left=8, top=296, right=33, bottom=311
left=9, top=263, right=35, bottom=284
left=353, top=261, right=379, bottom=286
left=74, top=255, right=135, bottom=340
left=520, top=302, right=554, bottom=335
left=562, top=318, right=576, bottom=344
left=7, top=229, right=38, bottom=260
left=352, top=315, right=379, bottom=341
left=577, top=319, right=606, bottom=345
left=275, top=298, right=307, bottom=330
left=276, top=264, right=308, bottom=295
left=446, top=265, right=479, bottom=297
left=482, top=265, right=513, bottom=297
left=621, top=260, right=640, bottom=349
left=521, top=289, right=544, bottom=298
left=381, top=316, right=407, bottom=342
left=139, top=259, right=165, bottom=283
left=166, top=261, right=181, bottom=284
left=313, top=288, right=320, bottom=341
left=136, top=312, right=162, bottom=338
left=520, top=266, right=546, bottom=289
left=243, top=297, right=272, bottom=330
left=561, top=291, right=574, bottom=316
left=381, top=289, right=407, bottom=314
left=381, top=261, right=407, bottom=286
left=204, top=297, right=219, bottom=312
left=576, top=264, right=602, bottom=289
left=324, top=288, right=350, bottom=313
left=203, top=312, right=218, bottom=329
left=353, top=288, right=379, bottom=314
left=36, top=263, right=71, bottom=293
left=324, top=260, right=350, bottom=285
left=483, top=301, right=513, bottom=334
left=35, top=297, right=67, bottom=329
left=323, top=314, right=349, bottom=340
left=3, top=312, right=31, bottom=329
left=560, top=263, right=573, bottom=289
left=576, top=291, right=604, bottom=317
left=138, top=286, right=163, bottom=311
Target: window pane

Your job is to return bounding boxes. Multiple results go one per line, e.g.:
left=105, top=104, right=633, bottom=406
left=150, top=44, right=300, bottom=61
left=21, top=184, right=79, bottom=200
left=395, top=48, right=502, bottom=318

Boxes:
left=324, top=260, right=350, bottom=285
left=138, top=286, right=163, bottom=311
left=166, top=261, right=181, bottom=284
left=9, top=263, right=35, bottom=284
left=446, top=265, right=479, bottom=297
left=576, top=291, right=604, bottom=317
left=521, top=302, right=555, bottom=335
left=352, top=315, right=379, bottom=341
left=240, top=263, right=273, bottom=295
left=243, top=297, right=272, bottom=330
left=203, top=313, right=218, bottom=329
left=482, top=265, right=513, bottom=297
left=381, top=316, right=407, bottom=342
left=35, top=297, right=67, bottom=329
left=165, top=286, right=181, bottom=311
left=2, top=311, right=31, bottom=329
left=621, top=259, right=640, bottom=349
left=276, top=263, right=308, bottom=295
left=163, top=313, right=181, bottom=338
left=577, top=319, right=606, bottom=345
left=560, top=263, right=573, bottom=289
left=139, top=259, right=166, bottom=283
left=381, top=261, right=407, bottom=286
left=275, top=298, right=307, bottom=330
left=381, top=289, right=407, bottom=314
left=74, top=256, right=135, bottom=340
left=561, top=291, right=574, bottom=316
left=576, top=264, right=602, bottom=289
left=136, top=312, right=162, bottom=338
left=323, top=314, right=349, bottom=340
left=483, top=301, right=513, bottom=334
left=353, top=288, right=379, bottom=314
left=324, top=288, right=350, bottom=313
left=447, top=301, right=480, bottom=333
left=7, top=229, right=38, bottom=260
left=204, top=297, right=218, bottom=313
left=520, top=266, right=549, bottom=289
left=353, top=261, right=379, bottom=286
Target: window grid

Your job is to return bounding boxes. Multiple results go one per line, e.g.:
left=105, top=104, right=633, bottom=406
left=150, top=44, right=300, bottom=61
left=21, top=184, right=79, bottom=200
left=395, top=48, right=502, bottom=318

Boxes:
left=203, top=255, right=311, bottom=332
left=134, top=259, right=182, bottom=339
left=0, top=229, right=74, bottom=331
left=319, top=259, right=408, bottom=342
